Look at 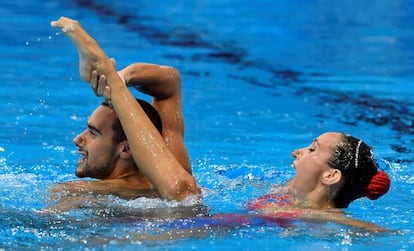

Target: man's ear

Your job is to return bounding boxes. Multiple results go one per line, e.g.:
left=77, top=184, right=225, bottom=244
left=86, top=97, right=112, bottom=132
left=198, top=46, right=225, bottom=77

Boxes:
left=119, top=142, right=132, bottom=159
left=321, top=168, right=342, bottom=185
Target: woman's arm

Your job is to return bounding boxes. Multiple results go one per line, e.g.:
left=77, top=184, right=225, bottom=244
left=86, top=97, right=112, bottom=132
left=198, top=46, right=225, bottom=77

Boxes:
left=297, top=209, right=389, bottom=232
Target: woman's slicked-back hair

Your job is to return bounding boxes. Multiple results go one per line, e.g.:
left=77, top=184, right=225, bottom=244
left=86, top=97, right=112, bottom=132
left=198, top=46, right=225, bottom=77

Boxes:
left=328, top=134, right=379, bottom=208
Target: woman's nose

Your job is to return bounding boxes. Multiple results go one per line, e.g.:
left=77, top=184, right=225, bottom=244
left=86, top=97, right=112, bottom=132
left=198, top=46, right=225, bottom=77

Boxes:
left=292, top=149, right=301, bottom=158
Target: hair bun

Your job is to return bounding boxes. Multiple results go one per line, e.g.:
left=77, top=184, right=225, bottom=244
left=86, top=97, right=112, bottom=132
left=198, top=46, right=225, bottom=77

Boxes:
left=366, top=171, right=391, bottom=200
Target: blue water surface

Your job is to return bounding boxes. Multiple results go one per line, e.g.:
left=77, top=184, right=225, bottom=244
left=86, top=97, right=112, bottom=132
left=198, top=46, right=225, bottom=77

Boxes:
left=1, top=0, right=414, bottom=250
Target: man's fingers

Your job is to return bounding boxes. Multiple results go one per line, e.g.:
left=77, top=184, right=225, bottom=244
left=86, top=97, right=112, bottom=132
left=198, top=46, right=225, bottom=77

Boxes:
left=103, top=85, right=111, bottom=101
left=90, top=70, right=108, bottom=97
left=96, top=75, right=107, bottom=96
left=90, top=70, right=99, bottom=95
left=50, top=17, right=77, bottom=32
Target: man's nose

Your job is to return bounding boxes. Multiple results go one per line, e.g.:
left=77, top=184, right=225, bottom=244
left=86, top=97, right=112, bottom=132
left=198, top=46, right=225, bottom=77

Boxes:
left=73, top=134, right=86, bottom=146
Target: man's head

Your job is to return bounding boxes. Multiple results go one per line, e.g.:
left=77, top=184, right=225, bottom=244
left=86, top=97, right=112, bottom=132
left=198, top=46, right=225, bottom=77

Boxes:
left=102, top=99, right=162, bottom=144
left=73, top=99, right=162, bottom=179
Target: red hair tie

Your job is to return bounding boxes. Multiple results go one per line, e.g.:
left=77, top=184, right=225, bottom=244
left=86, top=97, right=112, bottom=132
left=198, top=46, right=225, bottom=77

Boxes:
left=366, top=171, right=391, bottom=200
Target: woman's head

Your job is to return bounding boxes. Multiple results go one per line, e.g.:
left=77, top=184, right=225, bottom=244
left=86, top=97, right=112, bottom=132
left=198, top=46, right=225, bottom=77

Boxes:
left=290, top=133, right=345, bottom=198
left=327, top=133, right=390, bottom=208
left=290, top=132, right=390, bottom=209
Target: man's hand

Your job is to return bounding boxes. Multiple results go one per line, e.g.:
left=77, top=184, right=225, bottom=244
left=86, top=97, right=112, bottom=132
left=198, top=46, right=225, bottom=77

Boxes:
left=90, top=59, right=121, bottom=103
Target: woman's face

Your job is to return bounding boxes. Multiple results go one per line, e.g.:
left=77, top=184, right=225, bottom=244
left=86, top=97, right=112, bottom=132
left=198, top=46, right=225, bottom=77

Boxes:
left=288, top=132, right=343, bottom=196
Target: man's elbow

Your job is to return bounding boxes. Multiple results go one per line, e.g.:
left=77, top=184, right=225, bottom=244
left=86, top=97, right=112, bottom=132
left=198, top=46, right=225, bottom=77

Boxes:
left=161, top=177, right=200, bottom=201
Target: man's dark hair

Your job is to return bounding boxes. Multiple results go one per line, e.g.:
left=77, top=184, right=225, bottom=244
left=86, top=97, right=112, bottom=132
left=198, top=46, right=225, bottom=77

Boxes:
left=102, top=99, right=162, bottom=143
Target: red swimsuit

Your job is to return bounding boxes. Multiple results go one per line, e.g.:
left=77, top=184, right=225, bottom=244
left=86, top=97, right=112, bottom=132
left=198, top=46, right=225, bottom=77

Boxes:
left=248, top=193, right=303, bottom=219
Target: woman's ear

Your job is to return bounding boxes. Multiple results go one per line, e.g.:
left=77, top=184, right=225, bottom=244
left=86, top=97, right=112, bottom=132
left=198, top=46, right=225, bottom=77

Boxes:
left=119, top=142, right=132, bottom=159
left=321, top=168, right=342, bottom=185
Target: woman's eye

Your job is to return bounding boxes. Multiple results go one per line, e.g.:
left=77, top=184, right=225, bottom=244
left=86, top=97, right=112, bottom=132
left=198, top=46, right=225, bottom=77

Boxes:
left=308, top=148, right=315, bottom=153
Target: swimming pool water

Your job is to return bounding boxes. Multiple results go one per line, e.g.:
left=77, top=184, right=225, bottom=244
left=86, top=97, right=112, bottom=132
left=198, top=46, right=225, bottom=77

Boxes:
left=1, top=0, right=414, bottom=250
